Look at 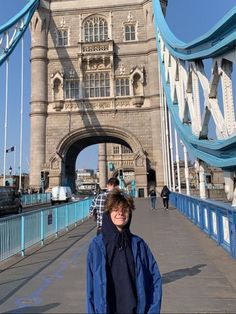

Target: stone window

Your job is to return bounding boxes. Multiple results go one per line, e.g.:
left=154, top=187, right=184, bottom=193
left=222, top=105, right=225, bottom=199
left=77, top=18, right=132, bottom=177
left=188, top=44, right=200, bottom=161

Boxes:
left=84, top=17, right=108, bottom=42
left=116, top=78, right=130, bottom=96
left=121, top=145, right=132, bottom=154
left=84, top=72, right=110, bottom=98
left=57, top=30, right=68, bottom=46
left=65, top=80, right=80, bottom=99
left=113, top=146, right=120, bottom=155
left=124, top=24, right=136, bottom=41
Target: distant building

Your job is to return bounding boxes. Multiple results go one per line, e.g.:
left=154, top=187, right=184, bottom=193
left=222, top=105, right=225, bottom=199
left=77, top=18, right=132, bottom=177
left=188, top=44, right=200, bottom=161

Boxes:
left=0, top=174, right=29, bottom=192
left=76, top=169, right=98, bottom=193
left=174, top=161, right=224, bottom=190
left=173, top=162, right=226, bottom=200
left=105, top=143, right=135, bottom=189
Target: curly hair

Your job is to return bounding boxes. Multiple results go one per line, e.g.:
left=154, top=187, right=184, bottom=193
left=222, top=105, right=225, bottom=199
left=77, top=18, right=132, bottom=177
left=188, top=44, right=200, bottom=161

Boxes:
left=104, top=188, right=135, bottom=214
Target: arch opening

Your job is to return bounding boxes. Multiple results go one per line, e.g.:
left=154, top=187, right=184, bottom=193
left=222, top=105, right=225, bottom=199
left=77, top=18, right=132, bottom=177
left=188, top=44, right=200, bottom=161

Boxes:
left=63, top=136, right=133, bottom=191
left=48, top=126, right=148, bottom=196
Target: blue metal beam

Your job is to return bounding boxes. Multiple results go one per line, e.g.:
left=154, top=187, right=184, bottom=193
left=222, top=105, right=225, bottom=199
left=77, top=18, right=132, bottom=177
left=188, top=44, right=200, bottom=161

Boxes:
left=153, top=0, right=236, bottom=60
left=156, top=35, right=236, bottom=170
left=0, top=0, right=40, bottom=66
left=153, top=0, right=236, bottom=169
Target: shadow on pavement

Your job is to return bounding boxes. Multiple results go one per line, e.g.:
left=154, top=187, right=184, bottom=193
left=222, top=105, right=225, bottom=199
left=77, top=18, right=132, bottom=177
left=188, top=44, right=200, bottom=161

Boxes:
left=4, top=302, right=60, bottom=313
left=0, top=224, right=94, bottom=306
left=162, top=264, right=207, bottom=284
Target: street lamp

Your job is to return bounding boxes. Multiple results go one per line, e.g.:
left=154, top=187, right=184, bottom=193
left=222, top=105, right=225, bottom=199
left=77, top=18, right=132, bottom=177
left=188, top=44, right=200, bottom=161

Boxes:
left=9, top=166, right=12, bottom=176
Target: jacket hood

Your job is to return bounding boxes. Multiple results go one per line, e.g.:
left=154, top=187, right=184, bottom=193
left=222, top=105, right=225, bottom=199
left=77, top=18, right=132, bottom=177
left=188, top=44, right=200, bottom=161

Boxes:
left=101, top=211, right=132, bottom=246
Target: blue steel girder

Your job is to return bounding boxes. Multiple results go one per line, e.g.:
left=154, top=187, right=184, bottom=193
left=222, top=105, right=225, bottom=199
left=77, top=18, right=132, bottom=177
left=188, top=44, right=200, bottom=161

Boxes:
left=153, top=0, right=236, bottom=61
left=153, top=0, right=236, bottom=170
left=0, top=0, right=39, bottom=66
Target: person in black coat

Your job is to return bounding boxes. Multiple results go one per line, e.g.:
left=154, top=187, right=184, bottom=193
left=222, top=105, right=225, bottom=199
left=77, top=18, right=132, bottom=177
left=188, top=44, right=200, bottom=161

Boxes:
left=149, top=189, right=157, bottom=210
left=160, top=185, right=170, bottom=210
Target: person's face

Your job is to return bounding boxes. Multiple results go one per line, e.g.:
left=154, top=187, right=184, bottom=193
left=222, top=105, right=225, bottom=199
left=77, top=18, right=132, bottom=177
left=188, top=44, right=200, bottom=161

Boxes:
left=107, top=184, right=119, bottom=191
left=110, top=204, right=129, bottom=231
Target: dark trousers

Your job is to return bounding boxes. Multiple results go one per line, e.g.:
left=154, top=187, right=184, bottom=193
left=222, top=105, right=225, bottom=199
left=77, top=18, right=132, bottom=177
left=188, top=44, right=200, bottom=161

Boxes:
left=162, top=197, right=169, bottom=209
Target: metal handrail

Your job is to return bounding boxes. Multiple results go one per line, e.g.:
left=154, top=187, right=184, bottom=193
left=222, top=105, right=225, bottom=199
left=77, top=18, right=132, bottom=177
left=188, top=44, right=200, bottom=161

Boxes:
left=0, top=198, right=93, bottom=262
left=170, top=192, right=236, bottom=259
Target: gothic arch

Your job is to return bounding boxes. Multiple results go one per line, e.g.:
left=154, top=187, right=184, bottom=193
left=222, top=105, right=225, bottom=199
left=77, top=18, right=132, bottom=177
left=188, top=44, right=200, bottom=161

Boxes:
left=47, top=126, right=148, bottom=191
left=130, top=66, right=144, bottom=97
left=83, top=13, right=108, bottom=23
left=51, top=71, right=64, bottom=101
left=83, top=14, right=109, bottom=42
left=56, top=125, right=146, bottom=158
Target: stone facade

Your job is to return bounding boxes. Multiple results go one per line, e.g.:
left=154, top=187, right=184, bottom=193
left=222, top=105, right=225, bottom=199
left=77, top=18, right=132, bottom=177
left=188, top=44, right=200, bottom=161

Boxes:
left=29, top=0, right=168, bottom=196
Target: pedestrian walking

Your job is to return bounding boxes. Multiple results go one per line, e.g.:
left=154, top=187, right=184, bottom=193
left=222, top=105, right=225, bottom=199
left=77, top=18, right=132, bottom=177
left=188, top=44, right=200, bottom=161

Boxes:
left=89, top=177, right=119, bottom=235
left=160, top=185, right=170, bottom=210
left=86, top=189, right=162, bottom=314
left=149, top=188, right=157, bottom=210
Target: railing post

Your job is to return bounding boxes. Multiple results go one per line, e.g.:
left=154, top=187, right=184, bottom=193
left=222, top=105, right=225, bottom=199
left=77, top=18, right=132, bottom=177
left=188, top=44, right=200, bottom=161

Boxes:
left=229, top=211, right=236, bottom=258
left=21, top=215, right=25, bottom=257
left=66, top=205, right=69, bottom=231
left=55, top=207, right=58, bottom=238
left=83, top=200, right=85, bottom=221
left=74, top=203, right=77, bottom=227
left=40, top=210, right=44, bottom=246
left=216, top=208, right=221, bottom=245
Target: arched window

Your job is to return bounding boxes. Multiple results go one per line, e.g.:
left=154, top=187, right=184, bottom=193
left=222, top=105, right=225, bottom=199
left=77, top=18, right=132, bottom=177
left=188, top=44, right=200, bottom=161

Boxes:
left=84, top=17, right=108, bottom=42
left=124, top=24, right=136, bottom=41
left=58, top=30, right=68, bottom=46
left=85, top=72, right=110, bottom=98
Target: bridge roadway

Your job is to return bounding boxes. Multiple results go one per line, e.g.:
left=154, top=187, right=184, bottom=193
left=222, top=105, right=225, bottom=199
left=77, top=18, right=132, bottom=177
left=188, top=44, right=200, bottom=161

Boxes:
left=0, top=198, right=236, bottom=313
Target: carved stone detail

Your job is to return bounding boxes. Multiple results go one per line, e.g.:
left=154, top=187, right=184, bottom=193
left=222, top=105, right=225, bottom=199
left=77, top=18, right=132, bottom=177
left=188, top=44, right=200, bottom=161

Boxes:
left=51, top=71, right=64, bottom=102
left=134, top=150, right=147, bottom=167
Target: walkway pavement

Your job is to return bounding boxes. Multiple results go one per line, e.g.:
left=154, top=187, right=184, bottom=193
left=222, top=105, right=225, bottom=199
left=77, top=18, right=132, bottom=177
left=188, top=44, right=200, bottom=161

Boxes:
left=0, top=198, right=236, bottom=313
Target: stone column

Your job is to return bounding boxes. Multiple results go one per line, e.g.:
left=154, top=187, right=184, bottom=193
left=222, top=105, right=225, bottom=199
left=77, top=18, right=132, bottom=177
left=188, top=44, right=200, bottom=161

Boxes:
left=199, top=161, right=207, bottom=199
left=29, top=7, right=49, bottom=188
left=98, top=143, right=107, bottom=189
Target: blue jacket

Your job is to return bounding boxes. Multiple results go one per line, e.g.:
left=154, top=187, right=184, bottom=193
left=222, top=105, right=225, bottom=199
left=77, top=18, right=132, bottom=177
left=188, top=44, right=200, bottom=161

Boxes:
left=86, top=234, right=162, bottom=314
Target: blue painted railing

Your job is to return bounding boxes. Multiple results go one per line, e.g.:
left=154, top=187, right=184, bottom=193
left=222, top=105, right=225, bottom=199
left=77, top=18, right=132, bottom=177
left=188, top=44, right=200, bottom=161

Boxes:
left=0, top=198, right=93, bottom=262
left=21, top=193, right=51, bottom=206
left=170, top=192, right=236, bottom=259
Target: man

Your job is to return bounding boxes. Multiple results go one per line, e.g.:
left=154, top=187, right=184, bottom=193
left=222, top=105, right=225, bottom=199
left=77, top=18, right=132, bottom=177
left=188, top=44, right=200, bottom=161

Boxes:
left=89, top=177, right=120, bottom=235
left=149, top=188, right=157, bottom=210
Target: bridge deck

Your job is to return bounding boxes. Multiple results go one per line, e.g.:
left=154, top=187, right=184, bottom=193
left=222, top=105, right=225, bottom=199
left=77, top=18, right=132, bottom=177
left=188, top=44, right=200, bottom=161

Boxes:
left=0, top=198, right=236, bottom=313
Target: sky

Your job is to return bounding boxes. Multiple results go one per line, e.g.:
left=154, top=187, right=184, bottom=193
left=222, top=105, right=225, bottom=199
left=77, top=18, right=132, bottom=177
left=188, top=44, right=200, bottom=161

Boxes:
left=0, top=0, right=236, bottom=175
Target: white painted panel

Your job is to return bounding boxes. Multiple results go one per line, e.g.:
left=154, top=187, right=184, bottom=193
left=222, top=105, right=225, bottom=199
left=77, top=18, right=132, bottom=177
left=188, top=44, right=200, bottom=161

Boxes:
left=212, top=211, right=217, bottom=235
left=197, top=205, right=200, bottom=223
left=222, top=216, right=230, bottom=244
left=192, top=204, right=195, bottom=219
left=204, top=208, right=208, bottom=229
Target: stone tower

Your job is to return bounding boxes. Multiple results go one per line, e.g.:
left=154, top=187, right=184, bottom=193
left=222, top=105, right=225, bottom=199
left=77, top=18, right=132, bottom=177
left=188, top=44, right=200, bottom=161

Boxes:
left=29, top=0, right=168, bottom=196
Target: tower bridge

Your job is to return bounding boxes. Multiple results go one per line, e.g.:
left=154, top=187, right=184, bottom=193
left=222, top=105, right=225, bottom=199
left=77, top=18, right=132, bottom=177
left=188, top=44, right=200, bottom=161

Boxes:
left=29, top=0, right=167, bottom=196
